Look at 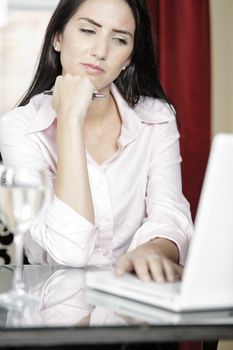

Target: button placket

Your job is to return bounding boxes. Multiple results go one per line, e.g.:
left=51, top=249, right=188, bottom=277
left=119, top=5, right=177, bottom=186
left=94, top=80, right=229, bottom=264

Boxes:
left=97, top=174, right=113, bottom=227
left=89, top=166, right=114, bottom=257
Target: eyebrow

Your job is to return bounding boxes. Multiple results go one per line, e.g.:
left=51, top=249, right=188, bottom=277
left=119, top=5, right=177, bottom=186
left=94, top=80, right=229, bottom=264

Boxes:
left=78, top=17, right=133, bottom=38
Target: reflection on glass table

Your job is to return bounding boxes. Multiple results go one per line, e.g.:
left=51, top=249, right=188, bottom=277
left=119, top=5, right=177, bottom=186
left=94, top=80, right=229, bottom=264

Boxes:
left=86, top=289, right=233, bottom=326
left=0, top=266, right=128, bottom=328
left=0, top=265, right=233, bottom=331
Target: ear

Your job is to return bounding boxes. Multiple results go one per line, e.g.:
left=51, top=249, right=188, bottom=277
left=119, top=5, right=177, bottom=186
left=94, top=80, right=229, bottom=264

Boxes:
left=122, top=59, right=131, bottom=71
left=53, top=32, right=62, bottom=52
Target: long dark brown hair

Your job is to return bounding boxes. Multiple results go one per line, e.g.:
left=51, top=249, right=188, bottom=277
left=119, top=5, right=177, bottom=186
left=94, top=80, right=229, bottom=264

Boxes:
left=19, top=0, right=169, bottom=108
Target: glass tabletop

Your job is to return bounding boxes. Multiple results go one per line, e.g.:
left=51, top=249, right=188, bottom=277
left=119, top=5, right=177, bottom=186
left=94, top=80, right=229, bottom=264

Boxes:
left=0, top=265, right=233, bottom=330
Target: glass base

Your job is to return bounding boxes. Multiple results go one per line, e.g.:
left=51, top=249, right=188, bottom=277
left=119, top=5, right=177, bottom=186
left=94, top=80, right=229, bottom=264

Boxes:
left=0, top=289, right=39, bottom=311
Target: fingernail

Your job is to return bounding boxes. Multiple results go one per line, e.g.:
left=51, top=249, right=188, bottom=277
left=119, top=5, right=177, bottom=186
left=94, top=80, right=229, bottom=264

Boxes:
left=142, top=275, right=151, bottom=282
left=115, top=268, right=124, bottom=276
left=156, top=276, right=165, bottom=283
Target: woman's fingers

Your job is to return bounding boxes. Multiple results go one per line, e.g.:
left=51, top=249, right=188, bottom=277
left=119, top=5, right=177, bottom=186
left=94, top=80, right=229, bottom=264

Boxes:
left=52, top=74, right=96, bottom=120
left=146, top=254, right=165, bottom=282
left=115, top=253, right=150, bottom=281
left=147, top=255, right=182, bottom=282
left=115, top=250, right=183, bottom=283
left=161, top=257, right=182, bottom=282
left=173, top=263, right=183, bottom=280
left=115, top=254, right=134, bottom=276
left=128, top=253, right=151, bottom=281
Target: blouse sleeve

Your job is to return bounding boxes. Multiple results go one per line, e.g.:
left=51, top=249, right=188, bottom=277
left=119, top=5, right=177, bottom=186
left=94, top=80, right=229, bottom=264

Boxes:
left=127, top=114, right=194, bottom=265
left=0, top=111, right=98, bottom=267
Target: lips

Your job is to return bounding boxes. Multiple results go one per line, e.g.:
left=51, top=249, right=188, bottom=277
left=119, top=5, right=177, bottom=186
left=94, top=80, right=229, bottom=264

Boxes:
left=82, top=63, right=105, bottom=74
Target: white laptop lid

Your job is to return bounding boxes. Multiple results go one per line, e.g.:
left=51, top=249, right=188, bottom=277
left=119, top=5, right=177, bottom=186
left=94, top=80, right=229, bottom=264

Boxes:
left=180, top=133, right=233, bottom=309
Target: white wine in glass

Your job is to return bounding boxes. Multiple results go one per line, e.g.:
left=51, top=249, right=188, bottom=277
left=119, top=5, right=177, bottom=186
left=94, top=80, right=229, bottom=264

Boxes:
left=0, top=166, right=48, bottom=310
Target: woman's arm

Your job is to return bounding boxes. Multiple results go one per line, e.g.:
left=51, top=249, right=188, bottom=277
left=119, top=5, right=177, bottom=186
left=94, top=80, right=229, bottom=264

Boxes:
left=115, top=107, right=193, bottom=281
left=0, top=76, right=99, bottom=266
left=53, top=74, right=96, bottom=223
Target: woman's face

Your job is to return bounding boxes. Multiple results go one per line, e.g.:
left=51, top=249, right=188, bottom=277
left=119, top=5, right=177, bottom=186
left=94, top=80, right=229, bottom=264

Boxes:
left=55, top=0, right=136, bottom=93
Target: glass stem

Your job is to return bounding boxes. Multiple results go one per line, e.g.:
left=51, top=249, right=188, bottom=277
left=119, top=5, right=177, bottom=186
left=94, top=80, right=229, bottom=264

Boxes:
left=12, top=233, right=25, bottom=293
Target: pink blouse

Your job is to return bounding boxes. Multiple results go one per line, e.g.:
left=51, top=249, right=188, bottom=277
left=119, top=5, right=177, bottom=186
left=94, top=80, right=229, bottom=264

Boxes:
left=0, top=84, right=193, bottom=267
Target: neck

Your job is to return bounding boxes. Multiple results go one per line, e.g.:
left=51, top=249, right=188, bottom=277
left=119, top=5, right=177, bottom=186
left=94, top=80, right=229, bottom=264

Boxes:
left=85, top=89, right=115, bottom=125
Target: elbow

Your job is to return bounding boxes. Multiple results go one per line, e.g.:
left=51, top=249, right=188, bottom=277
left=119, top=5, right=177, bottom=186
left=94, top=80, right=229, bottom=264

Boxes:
left=56, top=254, right=91, bottom=268
left=47, top=243, right=95, bottom=267
left=31, top=217, right=97, bottom=267
left=38, top=226, right=96, bottom=268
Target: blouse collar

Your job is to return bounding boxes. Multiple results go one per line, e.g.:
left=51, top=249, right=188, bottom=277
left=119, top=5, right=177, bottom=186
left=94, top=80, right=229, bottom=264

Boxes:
left=27, top=83, right=172, bottom=136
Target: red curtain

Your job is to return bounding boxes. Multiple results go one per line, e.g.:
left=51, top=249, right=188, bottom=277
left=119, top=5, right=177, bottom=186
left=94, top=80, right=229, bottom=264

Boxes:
left=147, top=0, right=211, bottom=219
left=147, top=2, right=211, bottom=350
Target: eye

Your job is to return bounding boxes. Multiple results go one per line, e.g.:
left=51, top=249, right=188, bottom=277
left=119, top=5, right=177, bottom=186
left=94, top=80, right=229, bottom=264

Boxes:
left=113, top=37, right=128, bottom=45
left=80, top=28, right=96, bottom=35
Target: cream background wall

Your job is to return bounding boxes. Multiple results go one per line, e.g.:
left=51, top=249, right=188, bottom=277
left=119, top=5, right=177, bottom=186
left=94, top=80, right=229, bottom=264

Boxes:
left=211, top=2, right=233, bottom=348
left=0, top=10, right=52, bottom=116
left=210, top=0, right=233, bottom=136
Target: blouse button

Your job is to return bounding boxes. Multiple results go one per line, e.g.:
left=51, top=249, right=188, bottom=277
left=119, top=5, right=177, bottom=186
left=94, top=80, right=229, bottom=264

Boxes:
left=103, top=249, right=111, bottom=256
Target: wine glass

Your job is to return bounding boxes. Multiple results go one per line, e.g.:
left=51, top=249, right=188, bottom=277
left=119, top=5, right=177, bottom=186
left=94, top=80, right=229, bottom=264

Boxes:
left=0, top=165, right=48, bottom=310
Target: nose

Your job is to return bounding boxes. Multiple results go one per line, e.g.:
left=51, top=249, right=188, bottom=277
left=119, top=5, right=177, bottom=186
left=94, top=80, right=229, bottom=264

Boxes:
left=90, top=37, right=108, bottom=61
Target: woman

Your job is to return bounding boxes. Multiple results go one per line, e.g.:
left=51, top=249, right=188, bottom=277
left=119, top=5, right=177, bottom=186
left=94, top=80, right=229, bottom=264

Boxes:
left=0, top=0, right=193, bottom=282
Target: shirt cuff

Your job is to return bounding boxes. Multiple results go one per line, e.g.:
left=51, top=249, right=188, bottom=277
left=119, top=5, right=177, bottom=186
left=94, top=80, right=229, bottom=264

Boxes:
left=32, top=195, right=97, bottom=266
left=127, top=221, right=191, bottom=266
left=44, top=195, right=96, bottom=241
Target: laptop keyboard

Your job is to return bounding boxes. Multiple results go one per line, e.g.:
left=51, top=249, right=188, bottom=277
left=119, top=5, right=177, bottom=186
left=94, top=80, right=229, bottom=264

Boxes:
left=120, top=274, right=181, bottom=299
left=87, top=271, right=182, bottom=304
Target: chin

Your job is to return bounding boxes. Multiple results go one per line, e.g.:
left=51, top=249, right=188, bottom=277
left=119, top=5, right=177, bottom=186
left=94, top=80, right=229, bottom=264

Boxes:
left=95, top=83, right=111, bottom=94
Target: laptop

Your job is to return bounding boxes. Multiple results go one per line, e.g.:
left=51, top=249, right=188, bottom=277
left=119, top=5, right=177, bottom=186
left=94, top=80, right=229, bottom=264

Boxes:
left=86, top=288, right=233, bottom=324
left=86, top=133, right=233, bottom=312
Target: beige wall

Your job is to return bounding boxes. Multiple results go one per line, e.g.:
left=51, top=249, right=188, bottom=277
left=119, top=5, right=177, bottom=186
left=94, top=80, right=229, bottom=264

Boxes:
left=0, top=10, right=51, bottom=116
left=218, top=340, right=233, bottom=350
left=210, top=0, right=233, bottom=136
left=211, top=2, right=233, bottom=348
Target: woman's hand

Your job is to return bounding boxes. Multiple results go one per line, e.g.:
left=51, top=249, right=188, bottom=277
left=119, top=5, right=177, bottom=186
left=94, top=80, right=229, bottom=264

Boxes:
left=52, top=74, right=96, bottom=123
left=115, top=240, right=183, bottom=282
